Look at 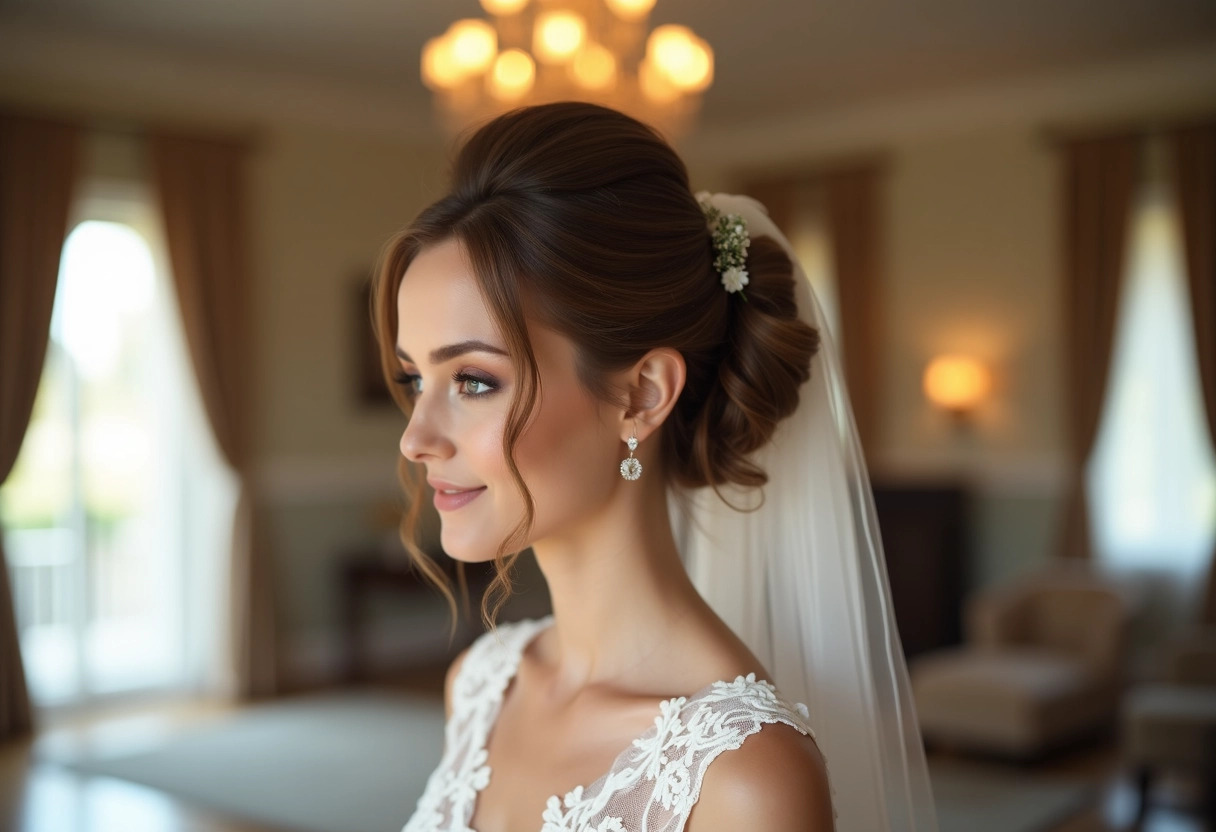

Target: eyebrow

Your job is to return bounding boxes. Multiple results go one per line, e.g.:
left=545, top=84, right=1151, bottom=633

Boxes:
left=395, top=339, right=509, bottom=365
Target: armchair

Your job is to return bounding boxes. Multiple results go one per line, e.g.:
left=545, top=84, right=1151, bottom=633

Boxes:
left=910, top=566, right=1132, bottom=758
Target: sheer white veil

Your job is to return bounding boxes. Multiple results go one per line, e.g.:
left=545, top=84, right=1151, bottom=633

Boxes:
left=669, top=192, right=938, bottom=831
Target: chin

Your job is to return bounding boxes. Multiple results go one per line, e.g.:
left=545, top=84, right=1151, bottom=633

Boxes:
left=440, top=515, right=540, bottom=565
left=438, top=533, right=501, bottom=565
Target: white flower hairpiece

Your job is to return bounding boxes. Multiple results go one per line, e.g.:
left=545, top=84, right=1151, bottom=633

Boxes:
left=695, top=191, right=750, bottom=301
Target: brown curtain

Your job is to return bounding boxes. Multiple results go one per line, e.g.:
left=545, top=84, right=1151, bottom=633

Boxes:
left=149, top=134, right=279, bottom=699
left=742, top=178, right=798, bottom=237
left=1057, top=136, right=1141, bottom=560
left=1171, top=123, right=1216, bottom=622
left=0, top=112, right=79, bottom=740
left=823, top=167, right=883, bottom=456
left=742, top=166, right=885, bottom=456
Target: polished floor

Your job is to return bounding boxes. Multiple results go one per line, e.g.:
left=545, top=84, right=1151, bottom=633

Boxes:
left=0, top=670, right=1208, bottom=832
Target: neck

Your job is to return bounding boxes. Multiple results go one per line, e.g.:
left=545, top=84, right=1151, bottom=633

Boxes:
left=529, top=472, right=708, bottom=699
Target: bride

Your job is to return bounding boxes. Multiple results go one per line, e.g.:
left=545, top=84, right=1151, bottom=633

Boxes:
left=374, top=101, right=937, bottom=832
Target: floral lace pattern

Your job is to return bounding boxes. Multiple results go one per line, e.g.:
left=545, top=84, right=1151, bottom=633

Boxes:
left=401, top=616, right=833, bottom=832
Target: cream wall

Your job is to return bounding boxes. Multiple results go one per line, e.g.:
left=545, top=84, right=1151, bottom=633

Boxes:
left=250, top=127, right=446, bottom=461
left=4, top=18, right=1215, bottom=684
left=881, top=128, right=1063, bottom=473
left=882, top=130, right=1063, bottom=589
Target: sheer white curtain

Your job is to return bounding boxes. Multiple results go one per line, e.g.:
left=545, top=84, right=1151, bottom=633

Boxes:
left=140, top=179, right=242, bottom=696
left=1, top=174, right=238, bottom=706
left=1087, top=138, right=1216, bottom=638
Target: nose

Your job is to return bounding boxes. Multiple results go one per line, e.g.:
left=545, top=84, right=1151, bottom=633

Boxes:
left=399, top=397, right=454, bottom=463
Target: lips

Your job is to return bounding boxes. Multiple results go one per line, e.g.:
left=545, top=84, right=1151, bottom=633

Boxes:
left=427, top=477, right=486, bottom=511
left=428, top=477, right=482, bottom=493
left=432, top=485, right=486, bottom=511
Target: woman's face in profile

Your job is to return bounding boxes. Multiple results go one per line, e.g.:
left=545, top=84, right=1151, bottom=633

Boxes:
left=395, top=237, right=621, bottom=562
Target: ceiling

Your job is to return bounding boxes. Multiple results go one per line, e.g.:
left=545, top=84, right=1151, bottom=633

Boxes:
left=4, top=0, right=1216, bottom=127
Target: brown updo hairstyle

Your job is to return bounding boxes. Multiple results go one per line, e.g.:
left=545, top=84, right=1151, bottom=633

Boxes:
left=371, top=101, right=819, bottom=634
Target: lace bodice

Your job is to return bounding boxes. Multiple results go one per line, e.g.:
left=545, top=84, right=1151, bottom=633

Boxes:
left=401, top=615, right=833, bottom=832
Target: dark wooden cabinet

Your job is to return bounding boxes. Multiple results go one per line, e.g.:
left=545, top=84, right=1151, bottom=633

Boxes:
left=337, top=551, right=496, bottom=681
left=871, top=481, right=969, bottom=659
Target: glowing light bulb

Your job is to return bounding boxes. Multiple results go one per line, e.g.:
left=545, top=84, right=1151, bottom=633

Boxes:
left=647, top=25, right=698, bottom=85
left=676, top=36, right=712, bottom=92
left=447, top=18, right=497, bottom=75
left=923, top=356, right=990, bottom=412
left=604, top=0, right=656, bottom=22
left=421, top=35, right=463, bottom=90
left=638, top=56, right=679, bottom=104
left=489, top=48, right=536, bottom=100
left=480, top=0, right=529, bottom=15
left=533, top=10, right=586, bottom=64
left=571, top=42, right=616, bottom=91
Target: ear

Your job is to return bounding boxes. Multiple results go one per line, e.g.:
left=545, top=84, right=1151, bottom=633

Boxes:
left=618, top=347, right=686, bottom=443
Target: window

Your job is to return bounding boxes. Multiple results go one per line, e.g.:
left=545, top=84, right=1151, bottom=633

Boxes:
left=0, top=177, right=237, bottom=708
left=788, top=185, right=842, bottom=351
left=1087, top=143, right=1216, bottom=620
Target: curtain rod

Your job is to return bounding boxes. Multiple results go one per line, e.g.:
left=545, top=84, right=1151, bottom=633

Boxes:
left=733, top=150, right=892, bottom=190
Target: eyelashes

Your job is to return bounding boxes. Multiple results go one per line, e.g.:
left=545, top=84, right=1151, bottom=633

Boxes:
left=391, top=369, right=499, bottom=400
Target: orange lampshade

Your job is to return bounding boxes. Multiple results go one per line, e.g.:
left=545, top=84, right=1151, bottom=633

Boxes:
left=923, top=355, right=990, bottom=412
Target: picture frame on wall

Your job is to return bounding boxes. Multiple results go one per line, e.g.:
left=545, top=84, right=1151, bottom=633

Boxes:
left=354, top=272, right=393, bottom=407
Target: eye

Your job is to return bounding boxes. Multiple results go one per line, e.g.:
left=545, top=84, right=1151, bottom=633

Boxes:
left=391, top=370, right=499, bottom=399
left=452, top=371, right=498, bottom=397
left=392, top=371, right=423, bottom=398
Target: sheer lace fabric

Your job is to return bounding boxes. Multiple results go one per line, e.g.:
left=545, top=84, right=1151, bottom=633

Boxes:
left=401, top=616, right=836, bottom=832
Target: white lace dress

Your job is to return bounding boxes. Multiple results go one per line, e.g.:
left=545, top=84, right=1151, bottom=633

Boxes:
left=400, top=615, right=834, bottom=832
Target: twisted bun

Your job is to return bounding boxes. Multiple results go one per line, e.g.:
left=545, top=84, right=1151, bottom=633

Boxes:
left=665, top=234, right=821, bottom=491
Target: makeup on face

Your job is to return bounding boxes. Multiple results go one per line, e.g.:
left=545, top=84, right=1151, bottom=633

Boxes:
left=433, top=486, right=488, bottom=511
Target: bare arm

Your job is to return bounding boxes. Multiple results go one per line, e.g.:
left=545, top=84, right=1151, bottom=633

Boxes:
left=685, top=723, right=835, bottom=832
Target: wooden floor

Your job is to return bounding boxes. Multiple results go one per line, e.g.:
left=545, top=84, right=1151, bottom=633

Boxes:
left=0, top=669, right=1209, bottom=832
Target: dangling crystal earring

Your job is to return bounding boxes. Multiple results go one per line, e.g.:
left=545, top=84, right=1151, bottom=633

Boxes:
left=619, top=426, right=642, bottom=481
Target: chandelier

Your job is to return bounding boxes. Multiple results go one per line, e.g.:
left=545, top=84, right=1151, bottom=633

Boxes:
left=421, top=0, right=714, bottom=139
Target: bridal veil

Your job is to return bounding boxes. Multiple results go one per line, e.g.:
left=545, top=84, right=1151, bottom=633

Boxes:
left=670, top=192, right=939, bottom=832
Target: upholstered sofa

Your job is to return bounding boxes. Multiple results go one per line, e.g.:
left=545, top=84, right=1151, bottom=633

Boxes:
left=910, top=565, right=1132, bottom=758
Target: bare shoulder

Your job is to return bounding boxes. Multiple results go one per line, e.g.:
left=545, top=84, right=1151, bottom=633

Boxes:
left=443, top=642, right=474, bottom=720
left=685, top=721, right=835, bottom=832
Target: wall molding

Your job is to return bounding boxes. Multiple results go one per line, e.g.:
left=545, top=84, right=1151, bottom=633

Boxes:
left=870, top=450, right=1066, bottom=498
left=255, top=454, right=403, bottom=505
left=255, top=449, right=1065, bottom=506
left=681, top=40, right=1216, bottom=166
left=3, top=16, right=1214, bottom=154
left=0, top=16, right=443, bottom=143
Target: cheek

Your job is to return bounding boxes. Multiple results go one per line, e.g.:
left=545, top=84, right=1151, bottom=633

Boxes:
left=465, top=412, right=508, bottom=479
left=508, top=387, right=616, bottom=526
left=433, top=407, right=510, bottom=561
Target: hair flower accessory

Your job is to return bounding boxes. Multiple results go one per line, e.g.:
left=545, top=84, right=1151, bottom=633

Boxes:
left=695, top=190, right=751, bottom=301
